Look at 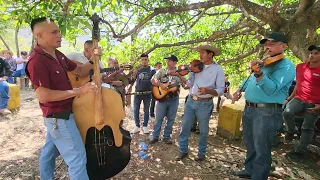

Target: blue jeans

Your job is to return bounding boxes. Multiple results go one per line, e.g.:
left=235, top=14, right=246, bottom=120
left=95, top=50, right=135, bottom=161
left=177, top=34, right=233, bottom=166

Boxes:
left=13, top=68, right=26, bottom=77
left=133, top=94, right=151, bottom=127
left=7, top=68, right=26, bottom=84
left=178, top=96, right=213, bottom=156
left=152, top=97, right=179, bottom=139
left=242, top=106, right=281, bottom=180
left=0, top=80, right=9, bottom=109
left=150, top=97, right=156, bottom=117
left=6, top=76, right=14, bottom=84
left=40, top=114, right=89, bottom=180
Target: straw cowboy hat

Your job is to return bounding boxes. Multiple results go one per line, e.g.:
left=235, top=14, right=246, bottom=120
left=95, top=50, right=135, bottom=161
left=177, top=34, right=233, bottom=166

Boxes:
left=0, top=49, right=13, bottom=56
left=194, top=44, right=221, bottom=56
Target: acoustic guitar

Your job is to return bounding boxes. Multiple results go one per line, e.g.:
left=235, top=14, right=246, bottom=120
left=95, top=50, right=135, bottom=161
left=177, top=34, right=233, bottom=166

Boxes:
left=152, top=82, right=180, bottom=101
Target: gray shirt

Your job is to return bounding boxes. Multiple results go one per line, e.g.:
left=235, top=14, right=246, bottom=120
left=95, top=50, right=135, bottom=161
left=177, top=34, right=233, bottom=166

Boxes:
left=186, top=62, right=225, bottom=98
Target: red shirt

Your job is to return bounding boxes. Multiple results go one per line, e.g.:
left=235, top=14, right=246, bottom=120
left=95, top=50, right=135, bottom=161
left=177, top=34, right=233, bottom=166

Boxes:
left=26, top=45, right=77, bottom=117
left=295, top=62, right=320, bottom=104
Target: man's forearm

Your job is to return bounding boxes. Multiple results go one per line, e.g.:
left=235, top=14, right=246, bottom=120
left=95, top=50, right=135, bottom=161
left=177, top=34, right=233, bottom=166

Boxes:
left=207, top=89, right=219, bottom=96
left=36, top=86, right=82, bottom=103
left=177, top=74, right=187, bottom=84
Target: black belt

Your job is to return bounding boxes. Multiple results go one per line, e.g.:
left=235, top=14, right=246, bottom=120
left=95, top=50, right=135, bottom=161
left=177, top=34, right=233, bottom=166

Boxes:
left=245, top=101, right=282, bottom=109
left=46, top=110, right=72, bottom=120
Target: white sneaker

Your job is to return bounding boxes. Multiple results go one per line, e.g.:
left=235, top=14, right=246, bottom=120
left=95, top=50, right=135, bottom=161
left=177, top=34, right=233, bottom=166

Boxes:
left=142, top=126, right=149, bottom=134
left=0, top=109, right=11, bottom=115
left=131, top=126, right=140, bottom=134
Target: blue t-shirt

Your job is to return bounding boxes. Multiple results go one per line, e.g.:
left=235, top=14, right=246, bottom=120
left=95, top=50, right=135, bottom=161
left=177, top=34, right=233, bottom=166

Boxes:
left=135, top=66, right=156, bottom=92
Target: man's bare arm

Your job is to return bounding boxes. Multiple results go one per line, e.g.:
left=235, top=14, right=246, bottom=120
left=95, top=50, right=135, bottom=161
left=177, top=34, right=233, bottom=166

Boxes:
left=35, top=82, right=97, bottom=103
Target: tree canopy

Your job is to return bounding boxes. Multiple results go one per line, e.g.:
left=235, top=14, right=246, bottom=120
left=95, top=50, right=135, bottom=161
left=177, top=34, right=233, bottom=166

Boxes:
left=1, top=0, right=319, bottom=87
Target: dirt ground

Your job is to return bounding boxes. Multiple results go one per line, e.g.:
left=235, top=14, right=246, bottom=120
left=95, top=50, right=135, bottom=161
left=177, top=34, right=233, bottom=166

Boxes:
left=0, top=88, right=319, bottom=180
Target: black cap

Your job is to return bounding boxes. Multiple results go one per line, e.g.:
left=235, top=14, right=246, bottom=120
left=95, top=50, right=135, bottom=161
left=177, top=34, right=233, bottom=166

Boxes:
left=260, top=32, right=288, bottom=44
left=308, top=45, right=320, bottom=51
left=164, top=55, right=178, bottom=62
left=21, top=51, right=28, bottom=56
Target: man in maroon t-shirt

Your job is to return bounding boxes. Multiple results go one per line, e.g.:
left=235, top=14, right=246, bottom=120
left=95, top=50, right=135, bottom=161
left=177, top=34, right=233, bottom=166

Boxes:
left=283, top=44, right=320, bottom=159
left=26, top=17, right=100, bottom=180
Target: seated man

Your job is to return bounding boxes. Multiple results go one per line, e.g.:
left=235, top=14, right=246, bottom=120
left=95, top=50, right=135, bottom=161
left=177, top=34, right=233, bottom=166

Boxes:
left=12, top=51, right=29, bottom=78
left=283, top=45, right=320, bottom=159
left=1, top=50, right=16, bottom=84
left=0, top=57, right=13, bottom=115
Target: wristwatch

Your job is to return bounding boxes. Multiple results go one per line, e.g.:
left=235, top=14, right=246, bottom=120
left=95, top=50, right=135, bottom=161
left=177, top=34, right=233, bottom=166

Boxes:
left=254, top=72, right=263, bottom=78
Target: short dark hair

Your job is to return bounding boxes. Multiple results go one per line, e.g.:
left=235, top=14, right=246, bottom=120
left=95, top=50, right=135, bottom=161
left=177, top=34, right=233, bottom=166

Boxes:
left=205, top=50, right=214, bottom=57
left=225, top=74, right=228, bottom=77
left=140, top=53, right=148, bottom=58
left=21, top=51, right=28, bottom=56
left=155, top=62, right=162, bottom=66
left=30, top=17, right=54, bottom=32
left=84, top=40, right=93, bottom=46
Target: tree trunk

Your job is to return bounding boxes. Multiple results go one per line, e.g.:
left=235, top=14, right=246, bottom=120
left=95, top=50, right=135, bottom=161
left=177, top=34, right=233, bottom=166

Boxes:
left=282, top=13, right=318, bottom=61
left=0, top=34, right=11, bottom=51
left=15, top=26, right=20, bottom=57
left=29, top=35, right=35, bottom=54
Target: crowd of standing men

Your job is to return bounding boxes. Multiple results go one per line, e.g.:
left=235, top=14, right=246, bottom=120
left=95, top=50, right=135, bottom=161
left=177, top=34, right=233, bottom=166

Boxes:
left=1, top=16, right=319, bottom=180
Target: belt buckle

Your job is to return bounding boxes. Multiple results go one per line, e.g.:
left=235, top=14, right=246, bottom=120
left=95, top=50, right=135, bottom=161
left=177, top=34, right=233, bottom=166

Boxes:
left=192, top=95, right=198, bottom=101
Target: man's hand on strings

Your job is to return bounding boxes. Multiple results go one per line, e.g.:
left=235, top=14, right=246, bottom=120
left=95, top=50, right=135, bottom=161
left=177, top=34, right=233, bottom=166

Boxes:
left=79, top=82, right=98, bottom=94
left=160, top=83, right=169, bottom=91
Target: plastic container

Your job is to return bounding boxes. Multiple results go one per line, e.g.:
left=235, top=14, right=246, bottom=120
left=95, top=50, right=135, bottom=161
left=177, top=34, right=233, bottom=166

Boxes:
left=140, top=141, right=148, bottom=151
left=138, top=151, right=148, bottom=160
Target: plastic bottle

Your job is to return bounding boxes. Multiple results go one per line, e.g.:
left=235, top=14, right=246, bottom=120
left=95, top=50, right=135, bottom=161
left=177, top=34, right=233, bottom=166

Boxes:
left=140, top=141, right=148, bottom=151
left=138, top=151, right=148, bottom=160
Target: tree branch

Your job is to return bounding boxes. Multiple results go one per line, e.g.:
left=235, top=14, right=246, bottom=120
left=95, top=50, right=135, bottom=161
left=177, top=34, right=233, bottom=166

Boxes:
left=124, top=0, right=150, bottom=11
left=218, top=45, right=260, bottom=64
left=309, top=0, right=320, bottom=27
left=292, top=0, right=315, bottom=20
left=222, top=0, right=286, bottom=30
left=120, top=13, right=135, bottom=34
left=0, top=35, right=11, bottom=51
left=100, top=0, right=223, bottom=40
left=62, top=0, right=72, bottom=15
left=144, top=19, right=250, bottom=55
left=205, top=11, right=241, bottom=16
left=185, top=8, right=208, bottom=32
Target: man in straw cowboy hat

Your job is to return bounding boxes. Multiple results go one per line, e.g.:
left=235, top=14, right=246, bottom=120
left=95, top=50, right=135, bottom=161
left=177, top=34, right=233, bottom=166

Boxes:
left=172, top=43, right=225, bottom=162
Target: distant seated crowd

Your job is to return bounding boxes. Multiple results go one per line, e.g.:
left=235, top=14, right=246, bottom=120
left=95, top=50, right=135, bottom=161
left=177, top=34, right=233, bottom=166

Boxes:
left=0, top=49, right=30, bottom=115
